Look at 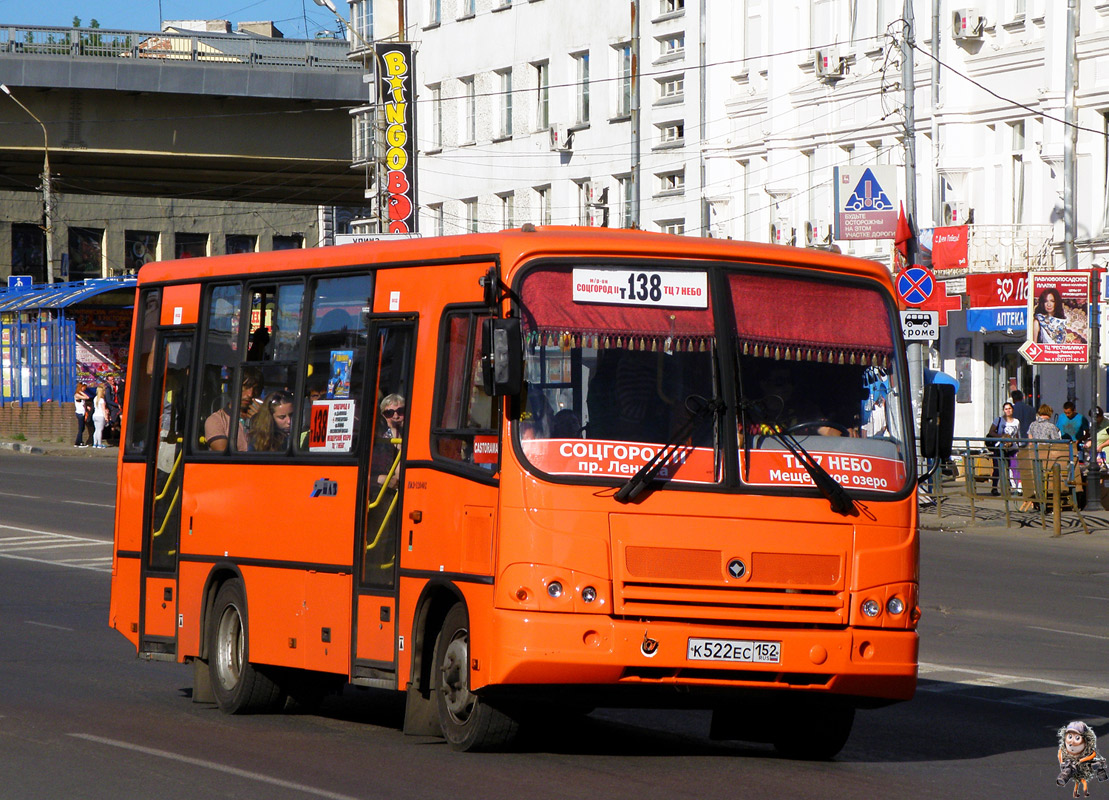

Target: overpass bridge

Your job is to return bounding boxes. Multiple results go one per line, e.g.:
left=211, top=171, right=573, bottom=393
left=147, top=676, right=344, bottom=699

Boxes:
left=0, top=24, right=367, bottom=206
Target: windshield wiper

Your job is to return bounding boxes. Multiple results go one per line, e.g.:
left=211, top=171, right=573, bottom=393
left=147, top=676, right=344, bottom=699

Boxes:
left=613, top=395, right=723, bottom=504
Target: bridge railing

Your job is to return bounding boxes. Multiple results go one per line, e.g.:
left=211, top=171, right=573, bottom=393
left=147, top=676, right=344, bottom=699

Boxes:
left=0, top=25, right=359, bottom=70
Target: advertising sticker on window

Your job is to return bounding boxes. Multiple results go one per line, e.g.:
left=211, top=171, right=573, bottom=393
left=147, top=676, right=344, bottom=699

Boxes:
left=522, top=437, right=716, bottom=483
left=308, top=400, right=356, bottom=452
left=740, top=450, right=906, bottom=493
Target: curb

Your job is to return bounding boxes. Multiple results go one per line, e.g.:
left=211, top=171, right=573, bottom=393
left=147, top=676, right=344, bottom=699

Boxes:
left=0, top=441, right=46, bottom=455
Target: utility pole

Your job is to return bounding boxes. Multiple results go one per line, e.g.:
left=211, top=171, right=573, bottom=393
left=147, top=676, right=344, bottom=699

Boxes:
left=1, top=84, right=53, bottom=284
left=903, top=0, right=923, bottom=421
left=630, top=0, right=641, bottom=229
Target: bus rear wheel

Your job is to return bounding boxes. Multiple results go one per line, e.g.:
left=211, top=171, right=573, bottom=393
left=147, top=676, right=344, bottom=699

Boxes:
left=208, top=579, right=284, bottom=714
left=433, top=604, right=519, bottom=751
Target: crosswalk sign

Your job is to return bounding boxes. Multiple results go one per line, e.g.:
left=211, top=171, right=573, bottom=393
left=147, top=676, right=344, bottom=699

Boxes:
left=7, top=275, right=33, bottom=291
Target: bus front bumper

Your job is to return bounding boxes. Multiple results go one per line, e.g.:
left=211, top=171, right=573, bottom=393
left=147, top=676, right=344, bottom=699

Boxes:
left=487, top=609, right=918, bottom=702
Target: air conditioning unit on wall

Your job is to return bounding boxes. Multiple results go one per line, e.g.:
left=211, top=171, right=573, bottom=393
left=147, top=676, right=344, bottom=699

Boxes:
left=942, top=200, right=973, bottom=226
left=549, top=124, right=574, bottom=152
left=804, top=219, right=830, bottom=246
left=814, top=47, right=844, bottom=80
left=952, top=9, right=984, bottom=40
left=770, top=220, right=795, bottom=246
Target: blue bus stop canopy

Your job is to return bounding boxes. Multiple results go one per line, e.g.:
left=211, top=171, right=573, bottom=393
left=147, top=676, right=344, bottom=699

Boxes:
left=0, top=279, right=137, bottom=312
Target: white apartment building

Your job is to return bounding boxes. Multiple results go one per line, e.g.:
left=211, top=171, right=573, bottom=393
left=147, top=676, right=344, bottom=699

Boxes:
left=347, top=0, right=1109, bottom=437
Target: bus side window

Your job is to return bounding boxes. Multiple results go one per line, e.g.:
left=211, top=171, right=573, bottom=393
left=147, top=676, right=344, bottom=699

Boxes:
left=196, top=284, right=243, bottom=453
left=296, top=274, right=373, bottom=454
left=433, top=309, right=497, bottom=466
left=125, top=288, right=162, bottom=455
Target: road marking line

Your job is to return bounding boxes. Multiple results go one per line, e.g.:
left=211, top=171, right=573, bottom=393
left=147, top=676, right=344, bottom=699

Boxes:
left=918, top=661, right=1109, bottom=695
left=0, top=525, right=108, bottom=543
left=0, top=541, right=105, bottom=552
left=0, top=491, right=113, bottom=508
left=1027, top=625, right=1109, bottom=642
left=0, top=553, right=111, bottom=573
left=26, top=621, right=74, bottom=631
left=69, top=734, right=365, bottom=800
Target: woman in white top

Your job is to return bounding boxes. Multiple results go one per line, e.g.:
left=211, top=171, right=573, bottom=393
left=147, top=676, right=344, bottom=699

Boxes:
left=92, top=385, right=108, bottom=448
left=74, top=383, right=90, bottom=447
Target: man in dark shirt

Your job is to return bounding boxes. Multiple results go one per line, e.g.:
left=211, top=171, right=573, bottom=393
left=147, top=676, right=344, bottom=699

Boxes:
left=1010, top=390, right=1035, bottom=437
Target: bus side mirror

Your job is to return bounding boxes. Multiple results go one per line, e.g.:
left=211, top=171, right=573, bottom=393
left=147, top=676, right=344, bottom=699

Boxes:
left=920, top=383, right=955, bottom=460
left=481, top=317, right=522, bottom=397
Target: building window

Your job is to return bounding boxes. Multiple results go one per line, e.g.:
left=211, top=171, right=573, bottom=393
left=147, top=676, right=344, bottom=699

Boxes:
left=351, top=0, right=372, bottom=44
left=615, top=44, right=632, bottom=117
left=618, top=175, right=634, bottom=228
left=659, top=33, right=684, bottom=59
left=497, top=68, right=513, bottom=138
left=1010, top=120, right=1026, bottom=225
left=500, top=193, right=515, bottom=229
left=657, top=75, right=684, bottom=103
left=225, top=235, right=256, bottom=255
left=429, top=85, right=442, bottom=150
left=351, top=106, right=373, bottom=165
left=657, top=170, right=685, bottom=195
left=657, top=121, right=684, bottom=146
left=461, top=76, right=476, bottom=143
left=660, top=0, right=684, bottom=13
left=272, top=235, right=303, bottom=250
left=574, top=52, right=590, bottom=125
left=576, top=181, right=592, bottom=226
left=461, top=0, right=475, bottom=18
left=465, top=198, right=479, bottom=233
left=534, top=61, right=549, bottom=130
left=11, top=223, right=45, bottom=283
left=536, top=186, right=551, bottom=225
left=124, top=230, right=157, bottom=275
left=429, top=203, right=445, bottom=236
left=428, top=0, right=440, bottom=25
left=659, top=219, right=685, bottom=235
left=174, top=232, right=207, bottom=260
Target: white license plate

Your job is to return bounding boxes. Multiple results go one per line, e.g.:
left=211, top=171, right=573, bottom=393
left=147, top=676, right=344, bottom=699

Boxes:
left=687, top=638, right=781, bottom=663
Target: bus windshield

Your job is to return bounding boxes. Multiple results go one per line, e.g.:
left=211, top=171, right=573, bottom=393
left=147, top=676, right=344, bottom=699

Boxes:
left=515, top=262, right=910, bottom=497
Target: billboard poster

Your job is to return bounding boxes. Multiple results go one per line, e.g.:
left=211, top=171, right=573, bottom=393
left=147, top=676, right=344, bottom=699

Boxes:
left=376, top=42, right=418, bottom=234
left=930, top=225, right=969, bottom=272
left=1020, top=272, right=1090, bottom=365
left=965, top=271, right=1028, bottom=332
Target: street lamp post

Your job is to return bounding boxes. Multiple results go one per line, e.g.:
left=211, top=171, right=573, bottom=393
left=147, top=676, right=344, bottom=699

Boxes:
left=1, top=83, right=54, bottom=283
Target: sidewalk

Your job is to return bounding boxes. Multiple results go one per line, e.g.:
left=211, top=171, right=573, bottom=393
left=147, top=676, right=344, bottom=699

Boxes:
left=919, top=490, right=1109, bottom=538
left=0, top=436, right=119, bottom=457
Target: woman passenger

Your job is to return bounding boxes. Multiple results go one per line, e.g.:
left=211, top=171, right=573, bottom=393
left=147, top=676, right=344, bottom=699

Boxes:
left=250, top=390, right=295, bottom=452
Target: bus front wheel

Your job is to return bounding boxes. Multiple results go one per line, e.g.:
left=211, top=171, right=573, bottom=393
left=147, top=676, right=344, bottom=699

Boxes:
left=433, top=604, right=519, bottom=751
left=208, top=580, right=284, bottom=714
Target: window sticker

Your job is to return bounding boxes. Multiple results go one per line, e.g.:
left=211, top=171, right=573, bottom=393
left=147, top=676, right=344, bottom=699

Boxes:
left=308, top=400, right=356, bottom=452
left=328, top=350, right=353, bottom=399
left=572, top=268, right=708, bottom=309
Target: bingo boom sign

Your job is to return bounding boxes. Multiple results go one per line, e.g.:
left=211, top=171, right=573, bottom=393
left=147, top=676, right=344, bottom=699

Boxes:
left=377, top=42, right=418, bottom=234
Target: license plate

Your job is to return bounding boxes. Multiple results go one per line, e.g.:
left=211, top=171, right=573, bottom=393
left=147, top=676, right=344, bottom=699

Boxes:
left=686, top=638, right=781, bottom=663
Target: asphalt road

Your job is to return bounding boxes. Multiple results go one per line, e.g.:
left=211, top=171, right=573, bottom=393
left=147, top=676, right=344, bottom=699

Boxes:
left=1, top=451, right=1106, bottom=799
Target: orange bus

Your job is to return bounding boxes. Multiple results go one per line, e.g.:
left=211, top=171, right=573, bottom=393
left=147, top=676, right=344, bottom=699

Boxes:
left=109, top=227, right=949, bottom=758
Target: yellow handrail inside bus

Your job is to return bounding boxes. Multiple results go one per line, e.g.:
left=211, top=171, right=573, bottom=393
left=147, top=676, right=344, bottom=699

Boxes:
left=154, top=437, right=184, bottom=502
left=151, top=485, right=181, bottom=542
left=365, top=490, right=399, bottom=555
left=366, top=441, right=402, bottom=509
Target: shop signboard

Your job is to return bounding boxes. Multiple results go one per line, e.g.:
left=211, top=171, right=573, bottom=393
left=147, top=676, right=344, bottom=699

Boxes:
left=965, top=271, right=1028, bottom=332
left=1019, top=271, right=1090, bottom=365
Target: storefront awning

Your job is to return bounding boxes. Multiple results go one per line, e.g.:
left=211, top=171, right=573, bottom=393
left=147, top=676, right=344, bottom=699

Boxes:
left=0, top=279, right=137, bottom=312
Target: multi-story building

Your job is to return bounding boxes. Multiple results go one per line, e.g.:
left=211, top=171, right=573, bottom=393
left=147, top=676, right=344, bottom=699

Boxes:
left=373, top=0, right=1105, bottom=437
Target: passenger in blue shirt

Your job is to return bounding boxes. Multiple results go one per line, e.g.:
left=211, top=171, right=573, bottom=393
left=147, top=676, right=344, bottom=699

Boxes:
left=1055, top=401, right=1090, bottom=443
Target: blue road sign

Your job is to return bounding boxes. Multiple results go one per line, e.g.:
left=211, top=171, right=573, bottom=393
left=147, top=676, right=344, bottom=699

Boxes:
left=7, top=275, right=33, bottom=291
left=844, top=167, right=895, bottom=212
left=896, top=267, right=935, bottom=306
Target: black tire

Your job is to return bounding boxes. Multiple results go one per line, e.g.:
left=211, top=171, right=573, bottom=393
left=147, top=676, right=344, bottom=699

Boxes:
left=771, top=701, right=854, bottom=760
left=433, top=604, right=519, bottom=751
left=208, top=580, right=285, bottom=714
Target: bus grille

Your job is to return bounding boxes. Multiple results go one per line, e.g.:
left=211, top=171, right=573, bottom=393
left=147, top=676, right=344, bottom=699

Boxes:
left=616, top=546, right=846, bottom=626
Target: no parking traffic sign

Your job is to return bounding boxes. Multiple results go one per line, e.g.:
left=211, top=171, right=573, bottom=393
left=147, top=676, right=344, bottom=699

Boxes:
left=896, top=266, right=935, bottom=307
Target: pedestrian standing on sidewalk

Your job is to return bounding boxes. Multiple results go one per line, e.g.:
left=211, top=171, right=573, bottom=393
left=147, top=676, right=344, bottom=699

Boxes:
left=1010, top=390, right=1035, bottom=437
left=988, top=402, right=1020, bottom=495
left=92, top=385, right=108, bottom=448
left=73, top=383, right=90, bottom=447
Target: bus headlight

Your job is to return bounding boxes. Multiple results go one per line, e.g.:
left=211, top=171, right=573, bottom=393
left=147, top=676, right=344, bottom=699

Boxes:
left=581, top=586, right=597, bottom=603
left=546, top=581, right=563, bottom=598
left=861, top=599, right=881, bottom=618
left=497, top=563, right=611, bottom=612
left=886, top=596, right=905, bottom=615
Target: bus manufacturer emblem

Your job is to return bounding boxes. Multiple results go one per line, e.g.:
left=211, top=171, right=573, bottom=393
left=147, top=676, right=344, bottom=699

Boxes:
left=640, top=633, right=659, bottom=657
left=727, top=559, right=746, bottom=579
left=310, top=478, right=338, bottom=497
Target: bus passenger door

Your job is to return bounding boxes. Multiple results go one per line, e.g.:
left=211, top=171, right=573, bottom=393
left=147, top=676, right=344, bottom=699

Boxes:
left=140, top=332, right=193, bottom=656
left=354, top=319, right=416, bottom=673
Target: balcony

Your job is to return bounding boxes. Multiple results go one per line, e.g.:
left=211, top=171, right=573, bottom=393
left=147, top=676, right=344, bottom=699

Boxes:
left=935, top=224, right=1054, bottom=276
